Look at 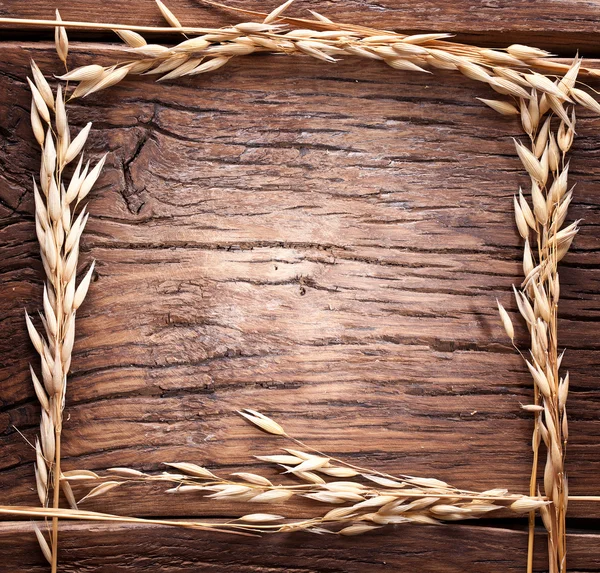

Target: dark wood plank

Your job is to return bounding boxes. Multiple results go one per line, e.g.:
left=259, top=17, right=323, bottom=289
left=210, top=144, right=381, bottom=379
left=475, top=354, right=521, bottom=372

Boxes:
left=2, top=0, right=600, bottom=56
left=1, top=521, right=600, bottom=573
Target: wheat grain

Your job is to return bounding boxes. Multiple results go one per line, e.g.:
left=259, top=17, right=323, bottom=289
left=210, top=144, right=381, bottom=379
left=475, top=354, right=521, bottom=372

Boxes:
left=156, top=0, right=183, bottom=29
left=478, top=98, right=519, bottom=116
left=496, top=300, right=514, bottom=341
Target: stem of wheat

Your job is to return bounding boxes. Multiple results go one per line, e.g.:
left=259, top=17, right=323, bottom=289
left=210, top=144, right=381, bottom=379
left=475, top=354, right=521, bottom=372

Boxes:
left=495, top=59, right=580, bottom=573
left=26, top=19, right=105, bottom=571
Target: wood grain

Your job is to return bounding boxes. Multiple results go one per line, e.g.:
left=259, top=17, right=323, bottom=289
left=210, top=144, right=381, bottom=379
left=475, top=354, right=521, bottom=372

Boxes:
left=2, top=0, right=600, bottom=55
left=0, top=37, right=599, bottom=571
left=2, top=520, right=600, bottom=573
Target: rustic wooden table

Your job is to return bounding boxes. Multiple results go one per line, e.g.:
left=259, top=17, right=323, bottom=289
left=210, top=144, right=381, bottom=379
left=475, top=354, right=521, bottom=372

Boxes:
left=1, top=1, right=599, bottom=571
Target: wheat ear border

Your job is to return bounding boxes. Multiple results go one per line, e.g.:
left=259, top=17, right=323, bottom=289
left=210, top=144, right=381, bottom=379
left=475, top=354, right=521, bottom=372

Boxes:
left=3, top=1, right=600, bottom=571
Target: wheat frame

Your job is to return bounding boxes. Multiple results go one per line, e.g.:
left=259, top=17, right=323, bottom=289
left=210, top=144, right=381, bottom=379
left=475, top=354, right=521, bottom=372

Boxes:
left=1, top=1, right=599, bottom=572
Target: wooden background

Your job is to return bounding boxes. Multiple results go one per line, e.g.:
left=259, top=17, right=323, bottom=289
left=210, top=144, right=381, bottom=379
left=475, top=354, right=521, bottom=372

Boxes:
left=1, top=1, right=600, bottom=571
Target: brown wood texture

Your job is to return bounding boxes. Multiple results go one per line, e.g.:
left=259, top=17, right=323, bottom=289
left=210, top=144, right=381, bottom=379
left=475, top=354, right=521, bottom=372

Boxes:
left=2, top=521, right=600, bottom=573
left=1, top=0, right=600, bottom=569
left=3, top=0, right=600, bottom=54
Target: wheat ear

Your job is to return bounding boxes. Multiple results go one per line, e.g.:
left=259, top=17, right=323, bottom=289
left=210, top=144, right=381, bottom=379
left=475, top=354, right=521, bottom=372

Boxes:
left=66, top=409, right=550, bottom=535
left=2, top=0, right=596, bottom=106
left=27, top=36, right=104, bottom=571
left=60, top=23, right=598, bottom=105
left=495, top=59, right=580, bottom=573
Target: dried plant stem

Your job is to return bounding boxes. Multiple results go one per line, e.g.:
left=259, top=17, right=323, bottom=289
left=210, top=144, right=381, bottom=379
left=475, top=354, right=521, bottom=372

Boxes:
left=496, top=58, right=581, bottom=573
left=4, top=3, right=600, bottom=104
left=64, top=411, right=599, bottom=542
left=51, top=426, right=61, bottom=573
left=2, top=495, right=600, bottom=530
left=0, top=506, right=257, bottom=536
left=528, top=408, right=540, bottom=573
left=63, top=411, right=551, bottom=536
left=27, top=26, right=104, bottom=568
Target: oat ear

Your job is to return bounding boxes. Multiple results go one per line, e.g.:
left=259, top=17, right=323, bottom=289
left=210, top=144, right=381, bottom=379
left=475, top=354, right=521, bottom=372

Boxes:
left=54, top=10, right=68, bottom=64
left=155, top=0, right=183, bottom=28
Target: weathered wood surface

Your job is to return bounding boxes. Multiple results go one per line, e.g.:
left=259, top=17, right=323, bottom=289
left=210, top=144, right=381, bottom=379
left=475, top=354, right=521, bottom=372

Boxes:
left=2, top=521, right=600, bottom=573
left=2, top=0, right=600, bottom=55
left=0, top=1, right=600, bottom=567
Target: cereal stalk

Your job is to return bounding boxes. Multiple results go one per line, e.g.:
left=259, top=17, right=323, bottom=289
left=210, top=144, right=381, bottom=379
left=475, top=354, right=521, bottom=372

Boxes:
left=64, top=410, right=600, bottom=542
left=27, top=32, right=104, bottom=570
left=495, top=59, right=581, bottom=573
left=66, top=410, right=552, bottom=534
left=2, top=0, right=600, bottom=101
left=57, top=25, right=600, bottom=101
left=1, top=496, right=599, bottom=533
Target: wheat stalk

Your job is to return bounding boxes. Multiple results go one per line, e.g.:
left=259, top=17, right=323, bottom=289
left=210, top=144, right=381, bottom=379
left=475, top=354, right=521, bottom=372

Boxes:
left=53, top=22, right=600, bottom=109
left=493, top=59, right=581, bottom=573
left=2, top=494, right=600, bottom=533
left=65, top=409, right=550, bottom=534
left=26, top=24, right=104, bottom=572
left=0, top=505, right=264, bottom=535
left=2, top=0, right=600, bottom=107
